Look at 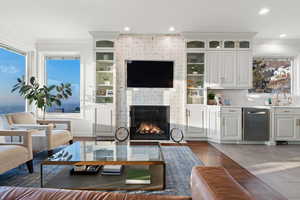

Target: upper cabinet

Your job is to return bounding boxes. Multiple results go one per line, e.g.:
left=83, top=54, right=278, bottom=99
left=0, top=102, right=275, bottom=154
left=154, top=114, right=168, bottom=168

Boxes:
left=238, top=40, right=251, bottom=49
left=187, top=41, right=205, bottom=49
left=208, top=40, right=222, bottom=49
left=223, top=40, right=236, bottom=49
left=95, top=40, right=114, bottom=48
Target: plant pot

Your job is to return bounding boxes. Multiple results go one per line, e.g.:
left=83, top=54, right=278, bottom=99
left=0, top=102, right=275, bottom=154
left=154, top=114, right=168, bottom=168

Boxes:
left=207, top=99, right=216, bottom=105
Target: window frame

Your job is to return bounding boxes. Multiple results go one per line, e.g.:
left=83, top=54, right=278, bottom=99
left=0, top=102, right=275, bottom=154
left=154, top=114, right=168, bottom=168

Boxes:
left=0, top=43, right=28, bottom=113
left=249, top=56, right=294, bottom=95
left=39, top=51, right=82, bottom=119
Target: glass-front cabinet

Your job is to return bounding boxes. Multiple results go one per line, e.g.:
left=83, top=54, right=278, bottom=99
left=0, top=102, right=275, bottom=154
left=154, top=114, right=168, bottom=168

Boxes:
left=186, top=51, right=205, bottom=104
left=224, top=40, right=236, bottom=49
left=95, top=41, right=115, bottom=104
left=238, top=41, right=250, bottom=49
left=208, top=40, right=222, bottom=49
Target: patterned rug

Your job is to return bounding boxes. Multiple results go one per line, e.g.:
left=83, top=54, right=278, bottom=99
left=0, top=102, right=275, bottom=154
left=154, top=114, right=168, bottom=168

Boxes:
left=0, top=146, right=203, bottom=196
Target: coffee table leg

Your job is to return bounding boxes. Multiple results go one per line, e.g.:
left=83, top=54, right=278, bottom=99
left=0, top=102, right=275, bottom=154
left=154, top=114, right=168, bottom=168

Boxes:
left=40, top=164, right=43, bottom=188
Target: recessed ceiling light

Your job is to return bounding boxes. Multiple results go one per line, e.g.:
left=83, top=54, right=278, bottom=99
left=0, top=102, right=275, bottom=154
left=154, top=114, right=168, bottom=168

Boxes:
left=169, top=26, right=175, bottom=32
left=259, top=8, right=270, bottom=15
left=124, top=26, right=131, bottom=32
left=279, top=34, right=287, bottom=38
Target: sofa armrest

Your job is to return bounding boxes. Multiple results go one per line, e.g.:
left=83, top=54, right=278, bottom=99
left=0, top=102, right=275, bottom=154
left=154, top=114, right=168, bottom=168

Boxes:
left=37, top=120, right=71, bottom=131
left=0, top=130, right=36, bottom=159
left=191, top=166, right=254, bottom=200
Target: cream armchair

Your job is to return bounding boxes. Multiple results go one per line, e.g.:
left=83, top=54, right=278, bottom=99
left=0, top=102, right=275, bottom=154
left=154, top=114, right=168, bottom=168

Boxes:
left=0, top=129, right=36, bottom=174
left=6, top=112, right=73, bottom=156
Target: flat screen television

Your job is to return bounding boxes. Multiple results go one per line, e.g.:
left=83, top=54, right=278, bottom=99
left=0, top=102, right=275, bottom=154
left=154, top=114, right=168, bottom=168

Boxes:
left=127, top=60, right=174, bottom=88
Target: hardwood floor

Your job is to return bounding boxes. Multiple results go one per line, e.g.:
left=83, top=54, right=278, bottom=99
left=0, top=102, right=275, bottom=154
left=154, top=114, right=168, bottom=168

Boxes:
left=187, top=141, right=287, bottom=200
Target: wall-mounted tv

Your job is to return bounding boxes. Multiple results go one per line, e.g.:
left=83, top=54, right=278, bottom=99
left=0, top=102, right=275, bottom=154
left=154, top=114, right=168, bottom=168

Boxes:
left=127, top=60, right=174, bottom=88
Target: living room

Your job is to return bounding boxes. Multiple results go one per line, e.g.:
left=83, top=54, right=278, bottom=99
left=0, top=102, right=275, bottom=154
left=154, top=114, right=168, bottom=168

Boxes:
left=0, top=0, right=300, bottom=199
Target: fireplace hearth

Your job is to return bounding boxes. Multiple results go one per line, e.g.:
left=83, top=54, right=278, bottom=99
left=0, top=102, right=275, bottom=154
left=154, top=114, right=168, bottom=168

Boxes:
left=130, top=106, right=170, bottom=140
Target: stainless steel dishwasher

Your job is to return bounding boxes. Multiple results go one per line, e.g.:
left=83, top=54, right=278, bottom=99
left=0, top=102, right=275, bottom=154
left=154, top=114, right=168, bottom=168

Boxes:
left=242, top=108, right=270, bottom=141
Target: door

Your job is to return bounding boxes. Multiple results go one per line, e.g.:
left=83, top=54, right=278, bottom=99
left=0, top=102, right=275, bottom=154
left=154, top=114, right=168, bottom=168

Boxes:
left=186, top=105, right=206, bottom=137
left=221, top=114, right=241, bottom=140
left=275, top=115, right=297, bottom=140
left=236, top=51, right=252, bottom=88
left=206, top=51, right=221, bottom=88
left=220, top=51, right=236, bottom=88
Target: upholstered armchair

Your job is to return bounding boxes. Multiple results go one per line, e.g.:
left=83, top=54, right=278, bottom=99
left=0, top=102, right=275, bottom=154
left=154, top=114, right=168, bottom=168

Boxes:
left=0, top=129, right=36, bottom=174
left=5, top=112, right=73, bottom=156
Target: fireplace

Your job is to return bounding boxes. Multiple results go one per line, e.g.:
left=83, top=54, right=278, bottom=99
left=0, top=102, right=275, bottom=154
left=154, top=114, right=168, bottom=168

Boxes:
left=130, top=105, right=170, bottom=140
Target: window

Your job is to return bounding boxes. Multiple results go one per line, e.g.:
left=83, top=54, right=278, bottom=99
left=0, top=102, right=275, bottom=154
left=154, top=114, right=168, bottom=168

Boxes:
left=0, top=45, right=26, bottom=114
left=45, top=56, right=80, bottom=113
left=249, top=57, right=292, bottom=93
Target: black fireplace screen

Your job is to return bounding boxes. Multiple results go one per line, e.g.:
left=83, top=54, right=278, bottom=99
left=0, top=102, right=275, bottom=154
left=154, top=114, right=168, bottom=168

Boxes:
left=130, top=106, right=170, bottom=140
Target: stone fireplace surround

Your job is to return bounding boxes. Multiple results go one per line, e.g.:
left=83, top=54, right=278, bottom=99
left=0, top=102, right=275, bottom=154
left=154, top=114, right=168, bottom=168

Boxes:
left=115, top=34, right=186, bottom=133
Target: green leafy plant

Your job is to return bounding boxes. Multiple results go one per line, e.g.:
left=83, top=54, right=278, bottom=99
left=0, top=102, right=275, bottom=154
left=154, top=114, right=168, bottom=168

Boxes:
left=11, top=76, right=72, bottom=119
left=207, top=92, right=215, bottom=100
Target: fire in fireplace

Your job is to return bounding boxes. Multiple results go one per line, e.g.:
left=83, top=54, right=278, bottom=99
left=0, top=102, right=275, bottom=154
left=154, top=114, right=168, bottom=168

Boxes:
left=130, top=106, right=170, bottom=140
left=137, top=122, right=164, bottom=135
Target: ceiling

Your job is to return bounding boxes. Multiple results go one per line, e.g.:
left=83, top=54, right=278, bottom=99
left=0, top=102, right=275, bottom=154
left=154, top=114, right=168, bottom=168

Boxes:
left=1, top=0, right=300, bottom=46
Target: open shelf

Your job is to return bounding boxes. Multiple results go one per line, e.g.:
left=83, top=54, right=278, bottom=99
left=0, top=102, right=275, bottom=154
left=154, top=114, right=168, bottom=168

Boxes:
left=43, top=165, right=164, bottom=191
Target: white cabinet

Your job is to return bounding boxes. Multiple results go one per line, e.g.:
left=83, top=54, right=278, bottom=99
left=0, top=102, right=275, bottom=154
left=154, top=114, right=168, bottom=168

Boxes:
left=275, top=116, right=296, bottom=140
left=274, top=108, right=300, bottom=141
left=206, top=50, right=251, bottom=89
left=236, top=51, right=252, bottom=88
left=206, top=106, right=221, bottom=140
left=206, top=51, right=221, bottom=88
left=220, top=51, right=236, bottom=88
left=186, top=105, right=206, bottom=138
left=95, top=104, right=114, bottom=136
left=221, top=111, right=242, bottom=140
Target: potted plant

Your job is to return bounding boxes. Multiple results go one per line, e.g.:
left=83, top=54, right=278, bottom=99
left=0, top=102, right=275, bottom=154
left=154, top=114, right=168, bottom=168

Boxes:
left=207, top=92, right=216, bottom=105
left=11, top=76, right=72, bottom=119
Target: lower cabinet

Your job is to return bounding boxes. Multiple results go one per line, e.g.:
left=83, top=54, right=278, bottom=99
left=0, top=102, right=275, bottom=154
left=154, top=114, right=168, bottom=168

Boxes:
left=95, top=104, right=114, bottom=136
left=206, top=107, right=242, bottom=142
left=274, top=115, right=300, bottom=140
left=221, top=112, right=242, bottom=140
left=186, top=105, right=206, bottom=138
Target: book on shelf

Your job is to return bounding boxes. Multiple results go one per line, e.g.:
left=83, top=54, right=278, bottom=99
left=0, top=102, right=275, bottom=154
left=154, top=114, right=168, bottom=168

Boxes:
left=125, top=169, right=151, bottom=185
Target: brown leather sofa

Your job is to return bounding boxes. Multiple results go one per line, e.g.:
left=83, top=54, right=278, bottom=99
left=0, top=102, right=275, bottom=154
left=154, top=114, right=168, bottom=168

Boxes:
left=0, top=166, right=256, bottom=200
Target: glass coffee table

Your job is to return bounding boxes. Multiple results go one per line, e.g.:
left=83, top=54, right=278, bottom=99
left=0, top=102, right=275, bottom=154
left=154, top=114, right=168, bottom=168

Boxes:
left=41, top=141, right=165, bottom=191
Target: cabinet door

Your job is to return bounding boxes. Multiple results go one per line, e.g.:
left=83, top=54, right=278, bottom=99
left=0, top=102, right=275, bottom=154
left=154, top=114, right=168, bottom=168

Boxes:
left=207, top=108, right=220, bottom=140
left=221, top=114, right=242, bottom=140
left=220, top=51, right=236, bottom=88
left=236, top=51, right=252, bottom=88
left=186, top=105, right=206, bottom=137
left=275, top=116, right=297, bottom=140
left=95, top=105, right=114, bottom=135
left=206, top=51, right=221, bottom=88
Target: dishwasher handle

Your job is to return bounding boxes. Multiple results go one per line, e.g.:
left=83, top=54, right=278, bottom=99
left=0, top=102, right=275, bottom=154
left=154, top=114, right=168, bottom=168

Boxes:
left=247, top=111, right=267, bottom=115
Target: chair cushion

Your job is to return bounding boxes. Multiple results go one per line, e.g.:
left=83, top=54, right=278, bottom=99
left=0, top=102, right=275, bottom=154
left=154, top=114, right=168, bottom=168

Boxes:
left=6, top=112, right=36, bottom=125
left=0, top=187, right=191, bottom=200
left=32, top=130, right=72, bottom=152
left=0, top=145, right=30, bottom=174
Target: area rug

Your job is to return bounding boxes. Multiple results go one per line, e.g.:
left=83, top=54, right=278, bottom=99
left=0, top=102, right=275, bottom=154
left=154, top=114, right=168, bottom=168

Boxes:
left=0, top=146, right=203, bottom=196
